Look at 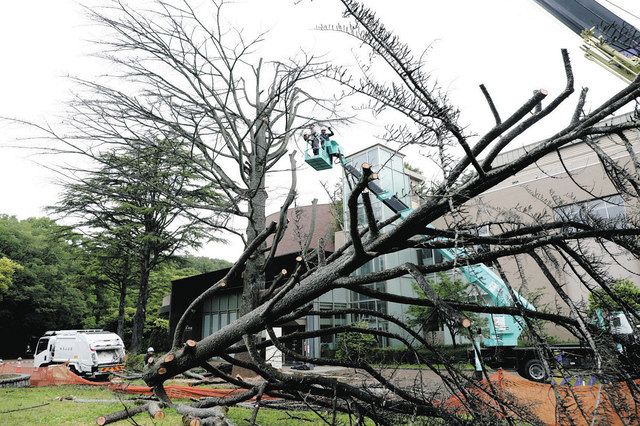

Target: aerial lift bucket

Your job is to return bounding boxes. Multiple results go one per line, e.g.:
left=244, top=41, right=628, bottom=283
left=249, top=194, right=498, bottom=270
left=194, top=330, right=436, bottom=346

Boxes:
left=304, top=140, right=342, bottom=171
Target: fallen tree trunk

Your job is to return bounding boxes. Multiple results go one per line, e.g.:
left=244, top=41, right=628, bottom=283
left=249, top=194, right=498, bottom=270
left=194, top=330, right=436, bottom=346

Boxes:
left=182, top=414, right=235, bottom=426
left=182, top=414, right=200, bottom=426
left=181, top=370, right=206, bottom=381
left=147, top=401, right=165, bottom=420
left=95, top=402, right=150, bottom=425
left=111, top=372, right=143, bottom=380
left=176, top=405, right=234, bottom=426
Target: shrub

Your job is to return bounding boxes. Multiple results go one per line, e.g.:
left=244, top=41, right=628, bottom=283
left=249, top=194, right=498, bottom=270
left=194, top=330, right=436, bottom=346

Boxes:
left=125, top=353, right=145, bottom=372
left=335, top=321, right=378, bottom=362
left=145, top=317, right=170, bottom=352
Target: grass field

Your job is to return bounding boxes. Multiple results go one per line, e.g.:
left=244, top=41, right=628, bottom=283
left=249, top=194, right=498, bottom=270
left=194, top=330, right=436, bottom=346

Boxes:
left=0, top=385, right=345, bottom=425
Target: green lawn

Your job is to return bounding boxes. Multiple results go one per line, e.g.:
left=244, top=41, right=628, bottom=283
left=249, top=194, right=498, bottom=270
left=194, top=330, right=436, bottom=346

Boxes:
left=0, top=385, right=357, bottom=425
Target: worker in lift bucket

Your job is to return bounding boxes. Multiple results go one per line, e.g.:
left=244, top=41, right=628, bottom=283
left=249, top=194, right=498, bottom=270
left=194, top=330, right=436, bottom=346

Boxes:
left=303, top=125, right=321, bottom=155
left=320, top=126, right=340, bottom=161
left=319, top=127, right=334, bottom=144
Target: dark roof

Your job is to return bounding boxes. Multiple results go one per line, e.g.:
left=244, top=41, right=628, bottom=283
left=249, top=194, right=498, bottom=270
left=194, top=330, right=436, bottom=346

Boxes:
left=172, top=268, right=229, bottom=287
left=168, top=203, right=337, bottom=337
left=265, top=203, right=336, bottom=257
left=170, top=203, right=336, bottom=289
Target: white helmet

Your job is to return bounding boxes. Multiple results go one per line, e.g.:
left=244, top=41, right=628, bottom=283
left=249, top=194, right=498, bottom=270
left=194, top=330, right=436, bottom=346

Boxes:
left=147, top=347, right=155, bottom=353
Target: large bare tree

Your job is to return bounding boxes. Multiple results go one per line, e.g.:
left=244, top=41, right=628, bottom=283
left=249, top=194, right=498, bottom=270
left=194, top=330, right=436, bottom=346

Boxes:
left=81, top=0, right=338, bottom=335
left=20, top=0, right=336, bottom=354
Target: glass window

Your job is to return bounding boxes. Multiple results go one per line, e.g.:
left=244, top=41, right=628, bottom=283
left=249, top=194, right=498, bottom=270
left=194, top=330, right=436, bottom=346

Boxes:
left=36, top=338, right=49, bottom=355
left=202, top=291, right=241, bottom=337
left=219, top=295, right=228, bottom=311
left=203, top=315, right=211, bottom=337
left=604, top=195, right=625, bottom=219
left=362, top=301, right=375, bottom=311
left=358, top=260, right=372, bottom=276
left=368, top=149, right=379, bottom=167
left=418, top=248, right=433, bottom=266
left=320, top=315, right=333, bottom=326
left=593, top=204, right=607, bottom=218
left=379, top=149, right=391, bottom=167
left=357, top=205, right=365, bottom=227
left=212, top=315, right=219, bottom=334
left=229, top=294, right=238, bottom=310
left=320, top=332, right=334, bottom=344
left=392, top=155, right=404, bottom=172
left=393, top=171, right=407, bottom=197
left=211, top=297, right=219, bottom=312
left=397, top=248, right=415, bottom=265
left=378, top=168, right=393, bottom=193
left=353, top=153, right=368, bottom=168
left=554, top=195, right=626, bottom=226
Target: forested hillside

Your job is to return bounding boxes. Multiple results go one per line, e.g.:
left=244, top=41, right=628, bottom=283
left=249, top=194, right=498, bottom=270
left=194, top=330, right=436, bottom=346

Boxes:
left=0, top=215, right=229, bottom=357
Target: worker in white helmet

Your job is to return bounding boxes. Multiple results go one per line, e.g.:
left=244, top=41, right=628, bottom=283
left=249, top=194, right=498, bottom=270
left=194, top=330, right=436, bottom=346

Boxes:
left=144, top=347, right=155, bottom=365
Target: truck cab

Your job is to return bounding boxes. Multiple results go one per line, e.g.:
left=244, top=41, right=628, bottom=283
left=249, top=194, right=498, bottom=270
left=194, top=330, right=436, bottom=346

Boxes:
left=33, top=336, right=53, bottom=366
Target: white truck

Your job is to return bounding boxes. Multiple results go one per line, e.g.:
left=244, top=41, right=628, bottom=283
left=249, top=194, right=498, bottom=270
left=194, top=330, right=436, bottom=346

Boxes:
left=33, top=330, right=126, bottom=378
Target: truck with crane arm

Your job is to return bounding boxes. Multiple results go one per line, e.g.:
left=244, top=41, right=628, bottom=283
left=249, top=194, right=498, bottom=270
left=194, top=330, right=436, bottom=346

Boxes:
left=304, top=123, right=639, bottom=381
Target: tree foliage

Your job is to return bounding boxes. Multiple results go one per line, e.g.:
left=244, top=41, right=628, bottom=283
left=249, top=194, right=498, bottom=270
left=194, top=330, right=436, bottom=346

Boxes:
left=407, top=273, right=484, bottom=347
left=0, top=213, right=228, bottom=357
left=0, top=256, right=21, bottom=297
left=51, top=137, right=223, bottom=352
left=335, top=321, right=378, bottom=362
left=589, top=279, right=640, bottom=313
left=0, top=216, right=91, bottom=357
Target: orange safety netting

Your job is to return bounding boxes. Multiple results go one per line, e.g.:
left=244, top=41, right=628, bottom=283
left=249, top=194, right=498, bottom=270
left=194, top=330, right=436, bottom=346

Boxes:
left=446, top=370, right=640, bottom=425
left=0, top=362, right=271, bottom=400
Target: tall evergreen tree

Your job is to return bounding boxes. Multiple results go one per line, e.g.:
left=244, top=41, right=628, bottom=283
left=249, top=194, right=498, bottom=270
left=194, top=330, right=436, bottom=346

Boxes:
left=52, top=138, right=223, bottom=352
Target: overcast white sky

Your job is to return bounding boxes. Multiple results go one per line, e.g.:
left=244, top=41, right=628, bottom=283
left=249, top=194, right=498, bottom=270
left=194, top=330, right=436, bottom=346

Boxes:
left=0, top=0, right=638, bottom=261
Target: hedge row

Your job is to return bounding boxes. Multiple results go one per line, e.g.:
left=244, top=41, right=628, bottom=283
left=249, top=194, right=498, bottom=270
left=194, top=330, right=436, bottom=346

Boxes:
left=327, top=345, right=471, bottom=365
left=368, top=345, right=470, bottom=365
